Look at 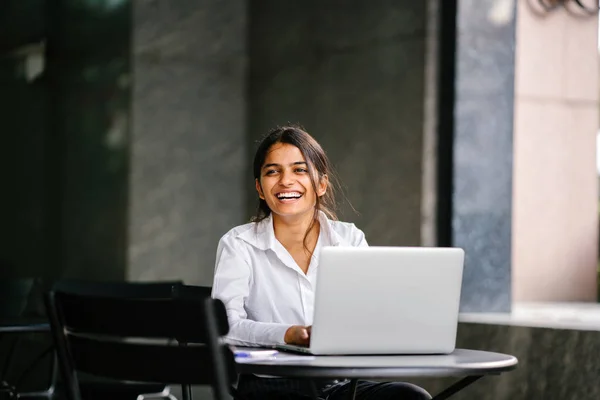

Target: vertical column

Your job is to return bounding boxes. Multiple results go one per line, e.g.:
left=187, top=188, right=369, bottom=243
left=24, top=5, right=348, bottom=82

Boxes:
left=128, top=0, right=248, bottom=285
left=453, top=0, right=516, bottom=312
left=512, top=1, right=599, bottom=301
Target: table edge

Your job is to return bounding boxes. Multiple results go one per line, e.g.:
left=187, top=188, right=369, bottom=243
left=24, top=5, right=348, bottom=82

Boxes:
left=236, top=359, right=518, bottom=379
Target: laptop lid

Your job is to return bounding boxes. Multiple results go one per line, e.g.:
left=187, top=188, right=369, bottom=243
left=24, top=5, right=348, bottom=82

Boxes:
left=309, top=246, right=465, bottom=355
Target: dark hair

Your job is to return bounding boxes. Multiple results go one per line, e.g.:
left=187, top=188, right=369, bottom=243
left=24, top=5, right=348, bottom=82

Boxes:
left=252, top=125, right=340, bottom=228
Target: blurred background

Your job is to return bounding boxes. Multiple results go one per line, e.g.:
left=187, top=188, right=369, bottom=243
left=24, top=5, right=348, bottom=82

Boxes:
left=1, top=0, right=600, bottom=399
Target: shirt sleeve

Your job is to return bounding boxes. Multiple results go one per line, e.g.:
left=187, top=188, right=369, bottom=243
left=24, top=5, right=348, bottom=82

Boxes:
left=353, top=225, right=369, bottom=247
left=211, top=235, right=290, bottom=346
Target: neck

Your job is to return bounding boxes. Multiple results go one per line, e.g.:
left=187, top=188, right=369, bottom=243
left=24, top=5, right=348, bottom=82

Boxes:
left=272, top=211, right=320, bottom=251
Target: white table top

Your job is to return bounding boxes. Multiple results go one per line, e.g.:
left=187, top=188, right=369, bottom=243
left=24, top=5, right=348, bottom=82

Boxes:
left=235, top=348, right=518, bottom=379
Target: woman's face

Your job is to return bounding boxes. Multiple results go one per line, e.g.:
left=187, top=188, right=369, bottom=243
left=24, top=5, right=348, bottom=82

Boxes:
left=256, top=143, right=327, bottom=220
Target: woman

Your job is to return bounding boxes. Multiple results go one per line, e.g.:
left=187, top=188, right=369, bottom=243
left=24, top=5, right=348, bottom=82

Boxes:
left=212, top=126, right=431, bottom=400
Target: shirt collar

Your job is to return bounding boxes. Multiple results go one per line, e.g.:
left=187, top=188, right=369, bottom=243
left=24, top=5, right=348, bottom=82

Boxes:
left=237, top=210, right=346, bottom=250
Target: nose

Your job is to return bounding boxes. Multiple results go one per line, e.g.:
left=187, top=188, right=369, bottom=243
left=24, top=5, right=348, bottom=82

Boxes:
left=279, top=169, right=295, bottom=186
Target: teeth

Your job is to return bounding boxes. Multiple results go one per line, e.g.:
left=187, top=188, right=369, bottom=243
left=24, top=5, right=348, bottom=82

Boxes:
left=277, top=192, right=302, bottom=199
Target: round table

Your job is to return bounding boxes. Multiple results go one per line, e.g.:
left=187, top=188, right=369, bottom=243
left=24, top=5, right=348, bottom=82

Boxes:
left=236, top=348, right=518, bottom=400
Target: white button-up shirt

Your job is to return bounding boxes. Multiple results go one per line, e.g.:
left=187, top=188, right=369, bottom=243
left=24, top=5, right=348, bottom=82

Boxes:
left=211, top=212, right=368, bottom=346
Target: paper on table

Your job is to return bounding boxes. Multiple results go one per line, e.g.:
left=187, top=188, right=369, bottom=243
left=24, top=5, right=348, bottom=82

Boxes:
left=236, top=355, right=316, bottom=363
left=231, top=346, right=316, bottom=362
left=271, top=353, right=316, bottom=362
left=234, top=349, right=278, bottom=359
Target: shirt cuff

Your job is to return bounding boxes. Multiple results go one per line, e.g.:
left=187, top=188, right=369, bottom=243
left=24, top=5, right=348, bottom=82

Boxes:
left=268, top=324, right=290, bottom=345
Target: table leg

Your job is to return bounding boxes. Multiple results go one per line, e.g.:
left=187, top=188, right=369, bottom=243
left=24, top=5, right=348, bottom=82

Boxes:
left=347, top=379, right=358, bottom=400
left=308, top=380, right=320, bottom=400
left=181, top=384, right=192, bottom=400
left=431, top=375, right=483, bottom=400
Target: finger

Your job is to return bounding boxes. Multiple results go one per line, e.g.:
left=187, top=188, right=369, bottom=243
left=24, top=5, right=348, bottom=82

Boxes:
left=299, top=334, right=310, bottom=345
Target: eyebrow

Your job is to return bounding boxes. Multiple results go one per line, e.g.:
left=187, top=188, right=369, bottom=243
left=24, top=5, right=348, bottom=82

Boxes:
left=262, top=161, right=307, bottom=170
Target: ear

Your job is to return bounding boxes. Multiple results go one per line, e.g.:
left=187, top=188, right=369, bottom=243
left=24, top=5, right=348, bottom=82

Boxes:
left=255, top=179, right=265, bottom=200
left=317, top=174, right=328, bottom=197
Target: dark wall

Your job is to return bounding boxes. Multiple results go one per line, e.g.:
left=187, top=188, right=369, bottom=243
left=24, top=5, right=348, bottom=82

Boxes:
left=1, top=0, right=132, bottom=281
left=2, top=0, right=433, bottom=284
left=1, top=0, right=49, bottom=278
left=127, top=0, right=248, bottom=284
left=0, top=0, right=45, bottom=53
left=413, top=322, right=600, bottom=400
left=247, top=0, right=430, bottom=246
left=0, top=62, right=47, bottom=278
left=50, top=0, right=131, bottom=280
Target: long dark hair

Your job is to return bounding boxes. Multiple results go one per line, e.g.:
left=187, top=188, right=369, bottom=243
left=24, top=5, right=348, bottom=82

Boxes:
left=252, top=125, right=340, bottom=243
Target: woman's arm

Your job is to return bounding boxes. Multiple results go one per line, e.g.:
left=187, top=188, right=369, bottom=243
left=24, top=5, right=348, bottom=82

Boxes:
left=211, top=235, right=290, bottom=346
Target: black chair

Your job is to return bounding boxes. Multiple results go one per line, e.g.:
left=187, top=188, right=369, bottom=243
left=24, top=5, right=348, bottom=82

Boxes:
left=1, top=278, right=36, bottom=393
left=0, top=278, right=56, bottom=399
left=44, top=281, right=237, bottom=400
left=0, top=278, right=35, bottom=318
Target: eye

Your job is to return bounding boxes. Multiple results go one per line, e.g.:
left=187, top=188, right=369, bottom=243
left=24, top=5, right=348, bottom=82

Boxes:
left=295, top=168, right=308, bottom=173
left=264, top=169, right=278, bottom=176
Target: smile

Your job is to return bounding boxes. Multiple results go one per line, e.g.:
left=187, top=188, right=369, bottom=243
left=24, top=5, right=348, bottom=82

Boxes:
left=276, top=191, right=303, bottom=201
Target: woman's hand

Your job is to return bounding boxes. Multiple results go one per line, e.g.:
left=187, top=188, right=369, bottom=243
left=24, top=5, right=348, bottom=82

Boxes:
left=284, top=325, right=311, bottom=346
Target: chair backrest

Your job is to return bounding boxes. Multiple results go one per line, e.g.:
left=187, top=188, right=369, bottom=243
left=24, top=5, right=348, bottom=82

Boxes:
left=44, top=280, right=235, bottom=400
left=0, top=278, right=36, bottom=319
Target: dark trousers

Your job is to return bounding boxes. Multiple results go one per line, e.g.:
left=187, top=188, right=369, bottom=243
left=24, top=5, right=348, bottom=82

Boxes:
left=236, top=374, right=431, bottom=400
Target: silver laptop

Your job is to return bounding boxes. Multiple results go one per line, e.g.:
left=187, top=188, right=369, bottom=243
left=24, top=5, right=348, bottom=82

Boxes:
left=277, top=246, right=464, bottom=355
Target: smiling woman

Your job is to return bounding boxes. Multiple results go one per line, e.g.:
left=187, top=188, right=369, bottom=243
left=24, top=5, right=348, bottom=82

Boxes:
left=210, top=125, right=432, bottom=400
left=251, top=126, right=338, bottom=260
left=256, top=144, right=325, bottom=220
left=251, top=125, right=338, bottom=223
